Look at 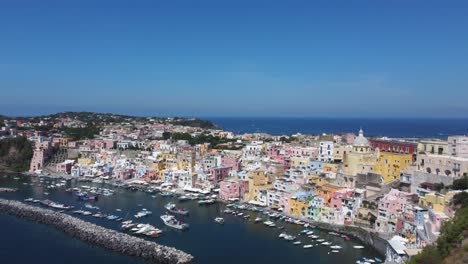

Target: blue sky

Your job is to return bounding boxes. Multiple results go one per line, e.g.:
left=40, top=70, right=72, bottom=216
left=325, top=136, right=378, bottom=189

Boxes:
left=1, top=0, right=467, bottom=117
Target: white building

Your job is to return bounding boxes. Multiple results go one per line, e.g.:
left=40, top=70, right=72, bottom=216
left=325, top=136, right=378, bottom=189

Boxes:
left=319, top=141, right=334, bottom=162
left=448, top=135, right=468, bottom=158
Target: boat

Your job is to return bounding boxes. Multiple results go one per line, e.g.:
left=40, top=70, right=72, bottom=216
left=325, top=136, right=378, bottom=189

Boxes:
left=353, top=246, right=365, bottom=249
left=254, top=217, right=262, bottom=222
left=263, top=220, right=276, bottom=227
left=24, top=198, right=34, bottom=202
left=330, top=245, right=342, bottom=249
left=198, top=199, right=215, bottom=205
left=293, top=241, right=301, bottom=245
left=303, top=244, right=313, bottom=248
left=134, top=209, right=152, bottom=218
left=316, top=239, right=325, bottom=242
left=306, top=231, right=314, bottom=235
left=321, top=242, right=332, bottom=246
left=49, top=202, right=73, bottom=210
left=310, top=235, right=319, bottom=239
left=160, top=214, right=189, bottom=230
left=214, top=217, right=225, bottom=224
left=178, top=195, right=190, bottom=202
left=331, top=250, right=339, bottom=253
left=165, top=203, right=189, bottom=215
left=107, top=215, right=119, bottom=220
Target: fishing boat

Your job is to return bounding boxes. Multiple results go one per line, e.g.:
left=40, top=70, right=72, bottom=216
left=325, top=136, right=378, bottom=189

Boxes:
left=160, top=214, right=189, bottom=230
left=165, top=203, right=189, bottom=215
left=214, top=217, right=225, bottom=224
left=134, top=209, right=152, bottom=218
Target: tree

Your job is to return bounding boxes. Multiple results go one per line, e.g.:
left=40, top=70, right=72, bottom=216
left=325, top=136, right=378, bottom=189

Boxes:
left=162, top=132, right=171, bottom=140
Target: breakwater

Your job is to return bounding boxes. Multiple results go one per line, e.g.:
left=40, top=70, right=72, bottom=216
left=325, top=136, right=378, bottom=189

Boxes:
left=0, top=199, right=193, bottom=264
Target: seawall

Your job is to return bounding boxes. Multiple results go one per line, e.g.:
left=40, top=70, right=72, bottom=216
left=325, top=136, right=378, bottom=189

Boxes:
left=0, top=199, right=193, bottom=264
left=311, top=221, right=388, bottom=256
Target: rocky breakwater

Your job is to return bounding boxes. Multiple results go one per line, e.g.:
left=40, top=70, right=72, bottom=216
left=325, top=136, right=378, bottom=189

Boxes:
left=0, top=199, right=193, bottom=264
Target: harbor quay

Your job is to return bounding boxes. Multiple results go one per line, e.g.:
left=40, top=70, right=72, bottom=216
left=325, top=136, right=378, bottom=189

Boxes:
left=0, top=198, right=193, bottom=264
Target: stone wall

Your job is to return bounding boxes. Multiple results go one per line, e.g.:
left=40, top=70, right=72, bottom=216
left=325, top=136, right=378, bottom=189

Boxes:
left=0, top=199, right=193, bottom=264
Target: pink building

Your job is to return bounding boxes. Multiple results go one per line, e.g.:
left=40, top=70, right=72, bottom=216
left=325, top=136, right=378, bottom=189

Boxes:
left=222, top=156, right=241, bottom=172
left=56, top=160, right=74, bottom=174
left=378, top=189, right=412, bottom=217
left=279, top=192, right=292, bottom=214
left=219, top=180, right=242, bottom=201
left=209, top=167, right=231, bottom=184
left=329, top=189, right=354, bottom=210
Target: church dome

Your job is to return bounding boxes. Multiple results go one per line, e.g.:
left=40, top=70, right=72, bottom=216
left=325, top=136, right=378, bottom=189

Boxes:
left=354, top=128, right=369, bottom=146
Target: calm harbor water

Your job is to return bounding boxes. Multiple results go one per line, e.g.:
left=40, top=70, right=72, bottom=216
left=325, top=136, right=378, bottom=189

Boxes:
left=0, top=174, right=382, bottom=264
left=207, top=117, right=468, bottom=138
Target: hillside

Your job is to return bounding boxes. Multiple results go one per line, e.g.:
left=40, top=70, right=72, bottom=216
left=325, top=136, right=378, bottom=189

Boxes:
left=408, top=179, right=468, bottom=264
left=3, top=111, right=218, bottom=129
left=0, top=137, right=33, bottom=172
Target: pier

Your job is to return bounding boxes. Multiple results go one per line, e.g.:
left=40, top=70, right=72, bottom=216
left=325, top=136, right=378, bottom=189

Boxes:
left=0, top=199, right=193, bottom=264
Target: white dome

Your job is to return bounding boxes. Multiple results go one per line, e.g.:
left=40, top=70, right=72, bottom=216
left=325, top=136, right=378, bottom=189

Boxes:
left=354, top=129, right=369, bottom=146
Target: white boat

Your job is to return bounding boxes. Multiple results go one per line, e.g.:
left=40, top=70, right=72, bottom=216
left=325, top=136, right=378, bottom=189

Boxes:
left=254, top=217, right=262, bottom=222
left=330, top=245, right=342, bottom=249
left=165, top=203, right=189, bottom=215
left=310, top=235, right=319, bottom=239
left=198, top=199, right=215, bottom=205
left=293, top=241, right=302, bottom=245
left=214, top=217, right=225, bottom=224
left=160, top=214, right=189, bottom=230
left=321, top=242, right=332, bottom=246
left=331, top=250, right=339, bottom=253
left=303, top=244, right=313, bottom=248
left=353, top=246, right=365, bottom=249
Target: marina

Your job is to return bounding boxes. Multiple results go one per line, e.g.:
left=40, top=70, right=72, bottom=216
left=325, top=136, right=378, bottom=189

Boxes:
left=0, top=174, right=383, bottom=264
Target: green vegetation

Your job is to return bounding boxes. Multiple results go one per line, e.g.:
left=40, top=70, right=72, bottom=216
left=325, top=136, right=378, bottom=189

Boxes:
left=171, top=118, right=217, bottom=129
left=63, top=123, right=100, bottom=140
left=0, top=137, right=33, bottom=172
left=169, top=132, right=239, bottom=149
left=452, top=176, right=468, bottom=190
left=408, top=191, right=468, bottom=264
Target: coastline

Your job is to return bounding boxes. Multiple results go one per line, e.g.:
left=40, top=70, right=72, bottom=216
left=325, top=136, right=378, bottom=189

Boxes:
left=0, top=198, right=193, bottom=264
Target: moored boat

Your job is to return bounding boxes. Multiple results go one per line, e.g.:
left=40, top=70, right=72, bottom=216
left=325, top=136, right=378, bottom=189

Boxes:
left=165, top=203, right=189, bottom=215
left=160, top=214, right=189, bottom=230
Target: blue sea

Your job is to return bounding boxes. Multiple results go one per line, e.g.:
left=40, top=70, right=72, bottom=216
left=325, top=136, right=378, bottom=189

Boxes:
left=207, top=117, right=468, bottom=138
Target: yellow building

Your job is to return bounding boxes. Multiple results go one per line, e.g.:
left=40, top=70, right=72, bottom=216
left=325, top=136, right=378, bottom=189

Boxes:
left=374, top=151, right=412, bottom=183
left=342, top=129, right=376, bottom=176
left=250, top=170, right=268, bottom=186
left=77, top=158, right=95, bottom=166
left=419, top=191, right=459, bottom=213
left=289, top=197, right=308, bottom=217
left=290, top=156, right=310, bottom=168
